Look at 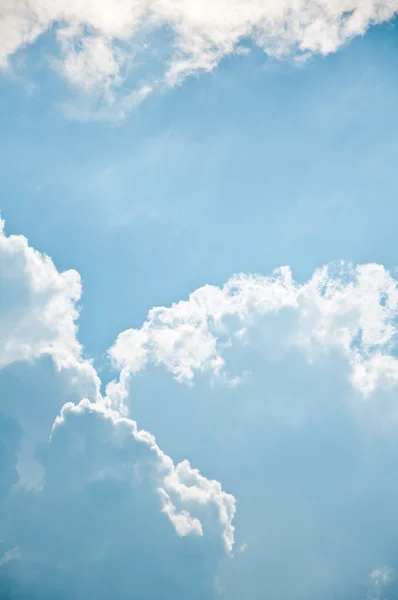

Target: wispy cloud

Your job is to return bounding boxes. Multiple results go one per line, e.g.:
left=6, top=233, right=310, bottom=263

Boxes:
left=1, top=0, right=397, bottom=117
left=367, top=566, right=394, bottom=600
left=0, top=547, right=20, bottom=568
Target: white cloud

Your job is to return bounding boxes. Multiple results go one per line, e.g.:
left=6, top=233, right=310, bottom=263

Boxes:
left=1, top=0, right=397, bottom=116
left=0, top=547, right=20, bottom=568
left=0, top=399, right=235, bottom=598
left=367, top=566, right=394, bottom=599
left=52, top=398, right=235, bottom=553
left=109, top=262, right=398, bottom=410
left=0, top=219, right=236, bottom=598
left=0, top=219, right=104, bottom=485
left=0, top=218, right=99, bottom=392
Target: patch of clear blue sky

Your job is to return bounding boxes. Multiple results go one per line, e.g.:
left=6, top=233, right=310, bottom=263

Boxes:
left=1, top=20, right=398, bottom=370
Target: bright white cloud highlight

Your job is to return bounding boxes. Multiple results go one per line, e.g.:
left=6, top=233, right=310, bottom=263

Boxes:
left=53, top=398, right=236, bottom=553
left=109, top=262, right=398, bottom=408
left=1, top=0, right=397, bottom=115
left=0, top=218, right=99, bottom=399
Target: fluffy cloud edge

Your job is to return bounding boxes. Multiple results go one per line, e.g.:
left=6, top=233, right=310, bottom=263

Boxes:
left=53, top=398, right=236, bottom=553
left=1, top=0, right=398, bottom=118
left=108, top=261, right=398, bottom=410
left=0, top=217, right=101, bottom=401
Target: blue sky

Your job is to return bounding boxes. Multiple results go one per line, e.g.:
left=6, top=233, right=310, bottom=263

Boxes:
left=2, top=3, right=398, bottom=599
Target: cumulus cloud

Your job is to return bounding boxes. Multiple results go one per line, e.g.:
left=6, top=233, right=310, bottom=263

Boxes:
left=1, top=0, right=397, bottom=116
left=109, top=262, right=398, bottom=412
left=1, top=401, right=235, bottom=598
left=0, top=218, right=101, bottom=484
left=4, top=218, right=398, bottom=598
left=52, top=399, right=235, bottom=552
left=0, top=218, right=99, bottom=392
left=0, top=220, right=236, bottom=598
left=105, top=260, right=398, bottom=600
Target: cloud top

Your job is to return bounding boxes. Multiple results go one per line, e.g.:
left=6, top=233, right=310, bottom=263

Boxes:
left=109, top=262, right=398, bottom=409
